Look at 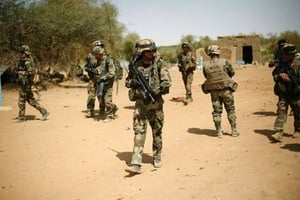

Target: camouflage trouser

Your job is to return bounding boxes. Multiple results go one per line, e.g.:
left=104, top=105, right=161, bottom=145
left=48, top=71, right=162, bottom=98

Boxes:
left=97, top=86, right=117, bottom=117
left=286, top=98, right=300, bottom=132
left=130, top=100, right=164, bottom=166
left=86, top=80, right=104, bottom=111
left=273, top=97, right=288, bottom=131
left=18, top=86, right=47, bottom=117
left=182, top=72, right=193, bottom=98
left=210, top=89, right=237, bottom=126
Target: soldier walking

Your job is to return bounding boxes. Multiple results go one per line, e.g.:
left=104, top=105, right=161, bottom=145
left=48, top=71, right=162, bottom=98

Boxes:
left=13, top=45, right=49, bottom=122
left=177, top=42, right=196, bottom=104
left=125, top=39, right=171, bottom=174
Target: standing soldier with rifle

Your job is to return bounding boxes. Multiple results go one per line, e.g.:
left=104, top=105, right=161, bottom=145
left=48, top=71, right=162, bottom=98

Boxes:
left=13, top=45, right=49, bottom=122
left=81, top=41, right=105, bottom=118
left=92, top=46, right=118, bottom=122
left=177, top=42, right=196, bottom=105
left=125, top=39, right=171, bottom=174
left=271, top=44, right=300, bottom=141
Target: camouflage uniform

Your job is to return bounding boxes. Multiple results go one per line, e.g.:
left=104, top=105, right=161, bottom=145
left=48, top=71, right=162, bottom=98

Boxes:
left=270, top=39, right=290, bottom=133
left=125, top=39, right=171, bottom=173
left=177, top=42, right=196, bottom=104
left=14, top=45, right=49, bottom=122
left=202, top=45, right=239, bottom=137
left=93, top=49, right=118, bottom=122
left=271, top=44, right=300, bottom=141
left=83, top=53, right=103, bottom=117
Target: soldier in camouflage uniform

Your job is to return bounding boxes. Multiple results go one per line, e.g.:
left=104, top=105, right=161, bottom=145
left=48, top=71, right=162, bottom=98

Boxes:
left=269, top=39, right=291, bottom=140
left=91, top=46, right=118, bottom=122
left=177, top=42, right=197, bottom=104
left=271, top=44, right=300, bottom=141
left=125, top=39, right=171, bottom=174
left=82, top=41, right=105, bottom=118
left=201, top=45, right=239, bottom=138
left=13, top=45, right=49, bottom=122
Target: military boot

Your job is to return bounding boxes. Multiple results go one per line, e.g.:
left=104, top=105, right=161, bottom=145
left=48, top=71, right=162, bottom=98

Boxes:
left=183, top=95, right=193, bottom=105
left=86, top=109, right=94, bottom=118
left=231, top=123, right=240, bottom=137
left=153, top=155, right=162, bottom=168
left=12, top=116, right=26, bottom=122
left=125, top=164, right=142, bottom=174
left=41, top=111, right=49, bottom=121
left=271, top=131, right=283, bottom=142
left=214, top=121, right=223, bottom=138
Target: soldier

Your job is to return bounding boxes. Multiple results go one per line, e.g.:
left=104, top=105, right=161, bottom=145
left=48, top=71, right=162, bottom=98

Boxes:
left=177, top=42, right=197, bottom=104
left=92, top=46, right=118, bottom=122
left=271, top=44, right=300, bottom=141
left=269, top=39, right=287, bottom=68
left=125, top=39, right=171, bottom=174
left=82, top=41, right=105, bottom=118
left=270, top=39, right=292, bottom=139
left=201, top=45, right=239, bottom=138
left=13, top=45, right=49, bottom=122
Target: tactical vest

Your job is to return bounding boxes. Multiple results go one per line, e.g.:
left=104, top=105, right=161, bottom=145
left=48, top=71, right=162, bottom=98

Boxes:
left=204, top=59, right=235, bottom=90
left=128, top=56, right=163, bottom=101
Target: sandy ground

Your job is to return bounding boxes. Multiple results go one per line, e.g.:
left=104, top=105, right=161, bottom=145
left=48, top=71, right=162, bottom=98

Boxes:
left=0, top=64, right=299, bottom=200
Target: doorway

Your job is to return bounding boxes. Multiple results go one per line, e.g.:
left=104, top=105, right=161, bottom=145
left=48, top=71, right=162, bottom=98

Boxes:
left=243, top=46, right=253, bottom=64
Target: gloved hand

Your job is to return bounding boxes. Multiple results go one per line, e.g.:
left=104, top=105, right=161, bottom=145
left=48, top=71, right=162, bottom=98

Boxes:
left=130, top=79, right=140, bottom=89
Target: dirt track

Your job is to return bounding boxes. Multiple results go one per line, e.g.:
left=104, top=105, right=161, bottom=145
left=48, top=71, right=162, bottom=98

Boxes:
left=0, top=65, right=299, bottom=200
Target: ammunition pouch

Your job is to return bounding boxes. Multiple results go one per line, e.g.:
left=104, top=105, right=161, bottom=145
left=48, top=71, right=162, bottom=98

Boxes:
left=230, top=81, right=238, bottom=92
left=201, top=82, right=209, bottom=94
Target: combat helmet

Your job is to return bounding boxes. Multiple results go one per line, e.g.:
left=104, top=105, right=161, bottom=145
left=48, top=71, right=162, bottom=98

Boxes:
left=181, top=42, right=191, bottom=49
left=92, top=40, right=104, bottom=47
left=282, top=43, right=297, bottom=54
left=207, top=45, right=220, bottom=55
left=277, top=39, right=287, bottom=47
left=21, top=45, right=31, bottom=55
left=137, top=39, right=157, bottom=54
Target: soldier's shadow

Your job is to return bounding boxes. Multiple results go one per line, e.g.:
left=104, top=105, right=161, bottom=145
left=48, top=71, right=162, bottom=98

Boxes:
left=254, top=129, right=279, bottom=143
left=25, top=115, right=38, bottom=121
left=253, top=111, right=277, bottom=117
left=81, top=109, right=106, bottom=121
left=188, top=127, right=230, bottom=137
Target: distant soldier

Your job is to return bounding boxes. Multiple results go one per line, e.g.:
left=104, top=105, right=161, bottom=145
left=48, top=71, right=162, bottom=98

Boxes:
left=177, top=42, right=197, bottom=104
left=125, top=39, right=171, bottom=174
left=82, top=41, right=105, bottom=118
left=271, top=44, right=300, bottom=141
left=201, top=45, right=239, bottom=137
left=92, top=46, right=118, bottom=122
left=13, top=45, right=49, bottom=122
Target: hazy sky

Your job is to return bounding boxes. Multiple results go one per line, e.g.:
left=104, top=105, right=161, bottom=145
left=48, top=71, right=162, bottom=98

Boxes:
left=109, top=0, right=300, bottom=46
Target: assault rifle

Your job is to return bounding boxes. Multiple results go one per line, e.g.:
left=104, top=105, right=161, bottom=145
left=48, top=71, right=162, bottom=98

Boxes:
left=178, top=55, right=187, bottom=76
left=282, top=64, right=300, bottom=91
left=95, top=55, right=111, bottom=97
left=129, top=55, right=155, bottom=103
left=11, top=58, right=26, bottom=82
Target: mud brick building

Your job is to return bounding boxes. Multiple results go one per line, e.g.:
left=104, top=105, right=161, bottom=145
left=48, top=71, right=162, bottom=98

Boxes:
left=196, top=34, right=261, bottom=65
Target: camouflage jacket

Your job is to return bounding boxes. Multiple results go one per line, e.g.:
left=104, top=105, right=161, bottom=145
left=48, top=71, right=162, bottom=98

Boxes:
left=125, top=55, right=171, bottom=103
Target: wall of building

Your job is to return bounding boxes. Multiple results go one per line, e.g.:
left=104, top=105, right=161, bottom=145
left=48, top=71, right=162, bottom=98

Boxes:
left=217, top=35, right=261, bottom=64
left=195, top=34, right=261, bottom=65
